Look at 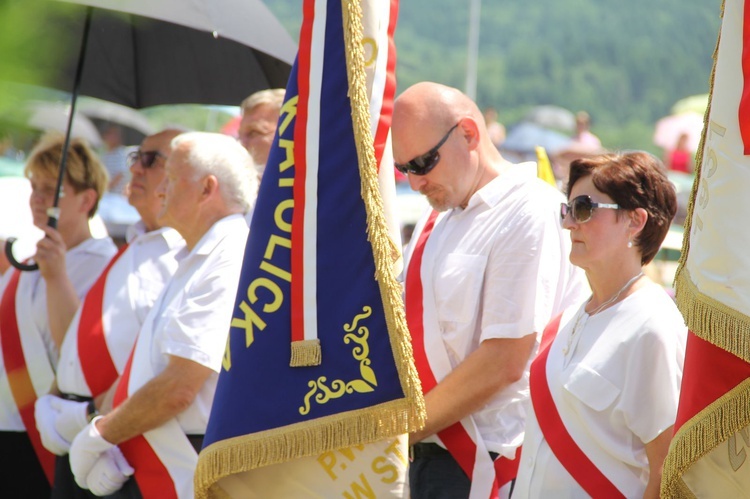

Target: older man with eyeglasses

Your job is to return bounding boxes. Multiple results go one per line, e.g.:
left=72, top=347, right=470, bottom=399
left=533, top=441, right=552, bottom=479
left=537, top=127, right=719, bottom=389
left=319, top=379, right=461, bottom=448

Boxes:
left=33, top=129, right=187, bottom=498
left=393, top=82, right=588, bottom=498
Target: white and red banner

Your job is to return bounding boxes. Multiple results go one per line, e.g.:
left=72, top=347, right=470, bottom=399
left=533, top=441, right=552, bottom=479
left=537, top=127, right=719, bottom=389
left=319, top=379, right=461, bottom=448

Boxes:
left=662, top=0, right=750, bottom=496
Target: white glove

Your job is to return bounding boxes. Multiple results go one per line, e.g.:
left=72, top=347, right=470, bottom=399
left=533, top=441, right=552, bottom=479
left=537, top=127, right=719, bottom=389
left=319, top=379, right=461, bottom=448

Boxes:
left=34, top=394, right=70, bottom=455
left=86, top=446, right=134, bottom=496
left=69, top=416, right=116, bottom=489
left=49, top=396, right=89, bottom=443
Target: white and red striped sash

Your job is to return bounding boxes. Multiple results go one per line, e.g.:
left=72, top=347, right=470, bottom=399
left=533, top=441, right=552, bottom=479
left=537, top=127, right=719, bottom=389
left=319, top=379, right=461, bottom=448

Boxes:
left=0, top=269, right=55, bottom=483
left=529, top=313, right=625, bottom=498
left=405, top=211, right=518, bottom=498
left=112, top=316, right=197, bottom=499
left=77, top=243, right=129, bottom=397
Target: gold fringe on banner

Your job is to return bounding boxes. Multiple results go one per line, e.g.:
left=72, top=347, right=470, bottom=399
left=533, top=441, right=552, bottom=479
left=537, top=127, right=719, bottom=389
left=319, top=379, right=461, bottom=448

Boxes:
left=194, top=1, right=425, bottom=496
left=289, top=339, right=322, bottom=366
left=341, top=0, right=426, bottom=428
left=197, top=399, right=417, bottom=498
left=661, top=378, right=750, bottom=498
left=675, top=270, right=750, bottom=364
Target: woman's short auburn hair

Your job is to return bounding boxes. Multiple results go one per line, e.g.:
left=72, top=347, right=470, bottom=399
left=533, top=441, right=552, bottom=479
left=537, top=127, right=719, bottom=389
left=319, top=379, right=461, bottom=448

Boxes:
left=24, top=133, right=108, bottom=218
left=567, top=151, right=677, bottom=265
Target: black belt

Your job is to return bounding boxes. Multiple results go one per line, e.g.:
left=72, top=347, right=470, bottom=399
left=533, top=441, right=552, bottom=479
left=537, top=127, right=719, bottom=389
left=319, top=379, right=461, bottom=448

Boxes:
left=59, top=393, right=92, bottom=403
left=410, top=442, right=499, bottom=460
left=410, top=442, right=450, bottom=459
left=187, top=434, right=204, bottom=453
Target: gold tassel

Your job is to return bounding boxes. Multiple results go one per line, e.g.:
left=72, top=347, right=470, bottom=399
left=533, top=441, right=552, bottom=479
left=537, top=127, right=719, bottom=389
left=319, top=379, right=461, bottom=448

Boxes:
left=290, top=339, right=322, bottom=367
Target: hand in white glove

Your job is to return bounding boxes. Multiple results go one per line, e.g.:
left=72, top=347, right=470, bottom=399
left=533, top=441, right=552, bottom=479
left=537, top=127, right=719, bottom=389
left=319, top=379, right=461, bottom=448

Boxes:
left=70, top=416, right=115, bottom=490
left=86, top=446, right=134, bottom=496
left=34, top=394, right=70, bottom=455
left=49, top=396, right=89, bottom=443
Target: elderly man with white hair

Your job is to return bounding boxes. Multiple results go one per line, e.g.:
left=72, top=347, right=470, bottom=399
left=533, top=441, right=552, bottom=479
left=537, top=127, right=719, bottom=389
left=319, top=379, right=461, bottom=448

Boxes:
left=68, top=132, right=258, bottom=498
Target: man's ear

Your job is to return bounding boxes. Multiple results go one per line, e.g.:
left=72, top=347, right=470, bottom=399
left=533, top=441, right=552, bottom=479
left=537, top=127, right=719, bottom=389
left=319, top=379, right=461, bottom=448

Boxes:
left=459, top=117, right=480, bottom=151
left=202, top=175, right=219, bottom=198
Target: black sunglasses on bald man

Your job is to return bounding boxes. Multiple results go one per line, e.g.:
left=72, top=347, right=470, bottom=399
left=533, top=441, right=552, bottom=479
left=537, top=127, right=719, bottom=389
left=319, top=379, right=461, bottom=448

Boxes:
left=394, top=123, right=460, bottom=176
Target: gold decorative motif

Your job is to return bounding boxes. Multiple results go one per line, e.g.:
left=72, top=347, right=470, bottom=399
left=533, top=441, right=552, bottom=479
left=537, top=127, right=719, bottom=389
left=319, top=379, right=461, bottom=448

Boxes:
left=299, top=306, right=378, bottom=415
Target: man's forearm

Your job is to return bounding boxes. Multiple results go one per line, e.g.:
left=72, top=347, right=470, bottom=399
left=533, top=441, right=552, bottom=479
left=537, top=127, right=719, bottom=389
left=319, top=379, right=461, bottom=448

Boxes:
left=95, top=357, right=212, bottom=444
left=410, top=334, right=536, bottom=444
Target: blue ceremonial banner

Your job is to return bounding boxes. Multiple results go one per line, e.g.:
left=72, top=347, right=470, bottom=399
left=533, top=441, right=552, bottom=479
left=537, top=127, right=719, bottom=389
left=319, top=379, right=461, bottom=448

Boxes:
left=195, top=0, right=424, bottom=496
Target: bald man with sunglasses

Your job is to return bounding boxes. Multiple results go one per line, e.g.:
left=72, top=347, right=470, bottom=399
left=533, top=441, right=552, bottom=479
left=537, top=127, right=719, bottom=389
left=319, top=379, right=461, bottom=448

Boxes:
left=394, top=82, right=588, bottom=498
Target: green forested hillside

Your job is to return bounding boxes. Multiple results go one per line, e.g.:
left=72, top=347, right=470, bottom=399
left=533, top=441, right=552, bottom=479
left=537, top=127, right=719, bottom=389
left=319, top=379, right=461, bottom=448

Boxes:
left=266, top=0, right=721, bottom=152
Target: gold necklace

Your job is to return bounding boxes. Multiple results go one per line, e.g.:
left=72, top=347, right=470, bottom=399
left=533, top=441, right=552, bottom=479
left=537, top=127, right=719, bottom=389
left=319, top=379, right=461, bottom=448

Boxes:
left=563, top=271, right=644, bottom=356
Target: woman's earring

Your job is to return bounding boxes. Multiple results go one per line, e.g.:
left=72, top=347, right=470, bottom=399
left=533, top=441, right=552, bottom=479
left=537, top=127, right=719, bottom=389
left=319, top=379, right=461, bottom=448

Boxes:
left=627, top=240, right=633, bottom=249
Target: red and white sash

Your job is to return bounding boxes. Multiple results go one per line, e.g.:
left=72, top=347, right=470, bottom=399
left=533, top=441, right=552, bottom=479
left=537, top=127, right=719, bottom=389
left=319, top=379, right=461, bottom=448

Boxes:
left=76, top=244, right=129, bottom=397
left=0, top=269, right=55, bottom=483
left=112, top=305, right=198, bottom=499
left=529, top=313, right=625, bottom=498
left=405, top=211, right=519, bottom=499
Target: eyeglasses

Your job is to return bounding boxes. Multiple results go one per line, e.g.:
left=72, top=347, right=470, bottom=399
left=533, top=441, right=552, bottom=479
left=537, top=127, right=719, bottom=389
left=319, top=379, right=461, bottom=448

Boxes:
left=560, top=195, right=619, bottom=224
left=394, top=123, right=459, bottom=176
left=127, top=150, right=166, bottom=169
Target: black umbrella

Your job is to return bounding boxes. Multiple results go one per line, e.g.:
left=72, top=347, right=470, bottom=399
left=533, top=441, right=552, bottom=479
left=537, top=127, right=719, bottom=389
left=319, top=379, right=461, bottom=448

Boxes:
left=5, top=0, right=295, bottom=270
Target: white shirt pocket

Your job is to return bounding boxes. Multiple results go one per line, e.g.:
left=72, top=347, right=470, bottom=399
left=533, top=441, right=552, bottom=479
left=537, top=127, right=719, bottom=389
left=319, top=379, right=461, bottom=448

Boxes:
left=435, top=253, right=487, bottom=324
left=563, top=363, right=621, bottom=411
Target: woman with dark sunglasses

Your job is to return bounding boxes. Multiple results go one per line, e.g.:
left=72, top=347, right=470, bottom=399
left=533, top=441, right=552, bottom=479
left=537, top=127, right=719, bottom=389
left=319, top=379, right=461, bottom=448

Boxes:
left=514, top=152, right=687, bottom=499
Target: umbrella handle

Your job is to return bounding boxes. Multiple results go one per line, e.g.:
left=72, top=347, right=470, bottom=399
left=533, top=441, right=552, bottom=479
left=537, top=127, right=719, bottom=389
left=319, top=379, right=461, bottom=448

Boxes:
left=5, top=238, right=39, bottom=272
left=5, top=212, right=59, bottom=272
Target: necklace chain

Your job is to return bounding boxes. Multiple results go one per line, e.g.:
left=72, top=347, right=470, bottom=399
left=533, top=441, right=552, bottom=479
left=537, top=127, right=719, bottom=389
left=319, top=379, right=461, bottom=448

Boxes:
left=563, top=271, right=644, bottom=356
left=587, top=271, right=644, bottom=316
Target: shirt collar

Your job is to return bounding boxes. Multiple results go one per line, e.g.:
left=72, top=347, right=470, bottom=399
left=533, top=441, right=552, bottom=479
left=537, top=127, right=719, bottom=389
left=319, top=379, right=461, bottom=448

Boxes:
left=462, top=161, right=537, bottom=211
left=127, top=221, right=186, bottom=250
left=189, top=213, right=248, bottom=257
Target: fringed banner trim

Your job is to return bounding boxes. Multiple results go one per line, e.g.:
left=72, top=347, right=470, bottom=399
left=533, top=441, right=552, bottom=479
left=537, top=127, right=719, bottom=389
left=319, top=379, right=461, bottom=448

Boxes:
left=661, top=378, right=750, bottom=498
left=195, top=398, right=419, bottom=499
left=341, top=0, right=426, bottom=429
left=290, top=339, right=322, bottom=367
left=674, top=0, right=723, bottom=284
left=675, top=269, right=750, bottom=363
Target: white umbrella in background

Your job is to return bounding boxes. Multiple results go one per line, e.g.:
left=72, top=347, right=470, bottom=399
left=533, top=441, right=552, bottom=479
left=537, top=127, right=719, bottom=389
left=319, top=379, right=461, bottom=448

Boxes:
left=23, top=101, right=103, bottom=147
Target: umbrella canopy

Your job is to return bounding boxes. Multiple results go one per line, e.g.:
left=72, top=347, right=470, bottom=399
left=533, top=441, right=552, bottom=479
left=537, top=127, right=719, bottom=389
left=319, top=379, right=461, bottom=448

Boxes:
left=653, top=111, right=704, bottom=153
left=501, top=122, right=573, bottom=155
left=18, top=0, right=295, bottom=109
left=522, top=105, right=576, bottom=132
